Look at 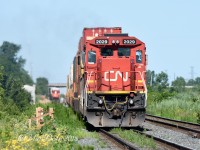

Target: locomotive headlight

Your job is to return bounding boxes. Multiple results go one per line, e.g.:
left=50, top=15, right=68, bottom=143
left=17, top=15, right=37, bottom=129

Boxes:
left=112, top=40, right=115, bottom=44
left=99, top=99, right=103, bottom=105
left=129, top=99, right=134, bottom=105
left=116, top=40, right=119, bottom=44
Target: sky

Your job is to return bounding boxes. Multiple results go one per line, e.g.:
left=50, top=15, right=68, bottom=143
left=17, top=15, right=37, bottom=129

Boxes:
left=0, top=0, right=200, bottom=87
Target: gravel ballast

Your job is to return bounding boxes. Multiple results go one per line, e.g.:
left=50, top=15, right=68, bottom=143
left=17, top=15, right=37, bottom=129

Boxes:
left=78, top=137, right=122, bottom=150
left=142, top=122, right=200, bottom=150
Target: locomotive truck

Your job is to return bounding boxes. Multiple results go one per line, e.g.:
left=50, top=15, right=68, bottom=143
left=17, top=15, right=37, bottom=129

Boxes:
left=66, top=27, right=147, bottom=127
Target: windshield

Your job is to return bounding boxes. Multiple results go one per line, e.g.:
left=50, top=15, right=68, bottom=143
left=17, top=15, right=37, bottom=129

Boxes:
left=101, top=48, right=113, bottom=56
left=118, top=48, right=130, bottom=56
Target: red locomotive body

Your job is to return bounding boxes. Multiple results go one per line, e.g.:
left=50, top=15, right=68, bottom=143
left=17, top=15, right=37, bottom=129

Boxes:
left=66, top=27, right=147, bottom=127
left=49, top=87, right=60, bottom=100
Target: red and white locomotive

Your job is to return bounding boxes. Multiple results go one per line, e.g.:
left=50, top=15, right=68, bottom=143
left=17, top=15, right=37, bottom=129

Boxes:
left=49, top=87, right=60, bottom=100
left=66, top=27, right=147, bottom=127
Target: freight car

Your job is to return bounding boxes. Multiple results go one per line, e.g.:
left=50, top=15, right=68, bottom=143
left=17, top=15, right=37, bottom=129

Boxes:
left=66, top=27, right=147, bottom=127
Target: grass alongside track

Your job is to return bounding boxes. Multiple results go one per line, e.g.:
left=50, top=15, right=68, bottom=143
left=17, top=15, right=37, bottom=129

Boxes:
left=111, top=128, right=156, bottom=149
left=0, top=103, right=97, bottom=150
left=147, top=91, right=200, bottom=123
left=2, top=91, right=199, bottom=149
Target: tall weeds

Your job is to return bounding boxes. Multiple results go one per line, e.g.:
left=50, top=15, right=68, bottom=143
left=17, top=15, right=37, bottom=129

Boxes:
left=147, top=91, right=200, bottom=123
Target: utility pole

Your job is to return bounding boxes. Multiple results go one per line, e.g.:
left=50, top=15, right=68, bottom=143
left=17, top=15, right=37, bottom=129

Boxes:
left=30, top=62, right=33, bottom=79
left=27, top=41, right=33, bottom=81
left=190, top=66, right=194, bottom=80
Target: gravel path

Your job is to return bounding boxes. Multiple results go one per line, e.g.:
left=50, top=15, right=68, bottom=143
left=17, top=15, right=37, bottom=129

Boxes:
left=142, top=122, right=200, bottom=150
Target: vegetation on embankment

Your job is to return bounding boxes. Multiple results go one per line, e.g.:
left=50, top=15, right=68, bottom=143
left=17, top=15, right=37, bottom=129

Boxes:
left=0, top=103, right=97, bottom=149
left=0, top=41, right=98, bottom=149
left=147, top=89, right=200, bottom=123
left=146, top=70, right=200, bottom=123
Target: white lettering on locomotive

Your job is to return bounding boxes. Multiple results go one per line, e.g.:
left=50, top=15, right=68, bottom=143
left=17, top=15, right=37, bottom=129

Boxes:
left=104, top=71, right=128, bottom=82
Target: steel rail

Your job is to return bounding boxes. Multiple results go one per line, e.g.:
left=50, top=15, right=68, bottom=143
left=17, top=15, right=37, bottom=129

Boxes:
left=132, top=129, right=193, bottom=150
left=100, top=128, right=193, bottom=150
left=146, top=114, right=200, bottom=128
left=99, top=129, right=139, bottom=150
left=146, top=114, right=200, bottom=138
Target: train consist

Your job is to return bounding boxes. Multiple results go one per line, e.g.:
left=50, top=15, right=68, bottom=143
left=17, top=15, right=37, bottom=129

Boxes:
left=49, top=87, right=60, bottom=101
left=66, top=27, right=147, bottom=127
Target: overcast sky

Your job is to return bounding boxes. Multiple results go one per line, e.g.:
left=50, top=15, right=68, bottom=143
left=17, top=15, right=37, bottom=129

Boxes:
left=0, top=0, right=200, bottom=86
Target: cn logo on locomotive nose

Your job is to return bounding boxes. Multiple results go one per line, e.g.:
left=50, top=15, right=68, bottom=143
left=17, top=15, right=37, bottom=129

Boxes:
left=104, top=71, right=128, bottom=82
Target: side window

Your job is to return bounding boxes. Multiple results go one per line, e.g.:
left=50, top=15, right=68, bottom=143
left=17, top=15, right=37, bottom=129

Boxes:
left=88, top=51, right=96, bottom=64
left=118, top=48, right=130, bottom=56
left=136, top=50, right=142, bottom=63
left=101, top=48, right=113, bottom=56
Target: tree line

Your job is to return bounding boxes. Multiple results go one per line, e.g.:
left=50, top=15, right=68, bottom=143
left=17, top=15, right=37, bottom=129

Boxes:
left=0, top=41, right=48, bottom=114
left=146, top=70, right=200, bottom=92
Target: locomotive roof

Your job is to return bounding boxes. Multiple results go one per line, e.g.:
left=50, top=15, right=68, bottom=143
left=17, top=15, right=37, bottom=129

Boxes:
left=104, top=33, right=128, bottom=37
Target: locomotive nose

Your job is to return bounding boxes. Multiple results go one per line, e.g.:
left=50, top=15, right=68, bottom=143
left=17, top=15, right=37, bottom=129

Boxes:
left=98, top=57, right=131, bottom=91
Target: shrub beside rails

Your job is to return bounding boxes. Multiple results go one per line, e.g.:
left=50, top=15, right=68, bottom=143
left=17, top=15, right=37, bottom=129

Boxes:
left=66, top=27, right=147, bottom=127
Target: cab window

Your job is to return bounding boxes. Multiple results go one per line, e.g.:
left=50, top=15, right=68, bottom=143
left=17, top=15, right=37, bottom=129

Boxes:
left=136, top=50, right=142, bottom=63
left=88, top=51, right=96, bottom=64
left=118, top=48, right=130, bottom=56
left=101, top=48, right=113, bottom=56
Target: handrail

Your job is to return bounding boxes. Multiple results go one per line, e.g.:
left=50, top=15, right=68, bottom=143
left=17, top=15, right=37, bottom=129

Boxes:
left=84, top=71, right=93, bottom=106
left=137, top=71, right=147, bottom=107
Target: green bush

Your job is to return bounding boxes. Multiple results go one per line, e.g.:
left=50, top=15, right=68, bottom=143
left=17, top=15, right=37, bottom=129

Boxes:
left=0, top=103, right=98, bottom=149
left=147, top=89, right=176, bottom=105
left=147, top=91, right=200, bottom=123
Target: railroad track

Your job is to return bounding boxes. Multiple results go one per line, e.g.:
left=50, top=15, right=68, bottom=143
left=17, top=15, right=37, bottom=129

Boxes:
left=145, top=114, right=200, bottom=138
left=99, top=128, right=193, bottom=150
left=132, top=128, right=193, bottom=150
left=99, top=129, right=139, bottom=150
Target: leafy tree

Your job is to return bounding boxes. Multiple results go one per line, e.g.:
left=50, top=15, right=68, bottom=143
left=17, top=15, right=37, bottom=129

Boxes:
left=194, top=77, right=200, bottom=92
left=0, top=41, right=33, bottom=112
left=5, top=75, right=31, bottom=110
left=0, top=66, right=5, bottom=101
left=187, top=79, right=195, bottom=86
left=172, top=76, right=186, bottom=92
left=195, top=77, right=200, bottom=85
left=36, top=77, right=49, bottom=95
left=0, top=41, right=33, bottom=85
left=155, top=71, right=169, bottom=91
